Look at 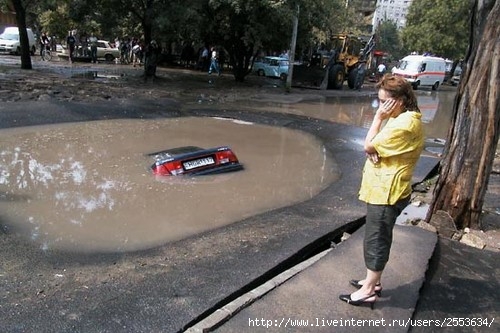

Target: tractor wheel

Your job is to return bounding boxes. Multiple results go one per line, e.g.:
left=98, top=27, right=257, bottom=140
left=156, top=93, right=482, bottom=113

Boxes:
left=327, top=64, right=344, bottom=90
left=347, top=69, right=357, bottom=89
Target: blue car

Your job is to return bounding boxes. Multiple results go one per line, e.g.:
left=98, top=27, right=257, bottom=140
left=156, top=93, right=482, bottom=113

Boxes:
left=253, top=56, right=289, bottom=80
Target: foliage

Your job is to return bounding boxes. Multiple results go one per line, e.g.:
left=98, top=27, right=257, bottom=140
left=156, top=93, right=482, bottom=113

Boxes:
left=7, top=0, right=378, bottom=80
left=374, top=20, right=403, bottom=60
left=38, top=3, right=77, bottom=40
left=401, top=0, right=471, bottom=60
left=296, top=0, right=348, bottom=54
left=199, top=0, right=284, bottom=81
left=197, top=0, right=353, bottom=81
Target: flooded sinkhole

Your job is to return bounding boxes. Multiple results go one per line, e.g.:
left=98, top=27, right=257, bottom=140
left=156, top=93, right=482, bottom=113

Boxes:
left=0, top=117, right=338, bottom=253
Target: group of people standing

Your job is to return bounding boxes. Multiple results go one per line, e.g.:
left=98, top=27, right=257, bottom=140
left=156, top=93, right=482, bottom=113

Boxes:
left=64, top=31, right=99, bottom=63
left=116, top=37, right=144, bottom=66
left=115, top=37, right=162, bottom=80
left=63, top=30, right=160, bottom=80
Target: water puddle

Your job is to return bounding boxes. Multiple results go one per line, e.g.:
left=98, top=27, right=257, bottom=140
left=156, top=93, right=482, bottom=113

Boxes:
left=0, top=117, right=337, bottom=253
left=240, top=91, right=455, bottom=142
left=70, top=70, right=124, bottom=81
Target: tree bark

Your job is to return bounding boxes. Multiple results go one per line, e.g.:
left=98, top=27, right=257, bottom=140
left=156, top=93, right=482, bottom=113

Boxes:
left=427, top=0, right=500, bottom=229
left=12, top=0, right=33, bottom=70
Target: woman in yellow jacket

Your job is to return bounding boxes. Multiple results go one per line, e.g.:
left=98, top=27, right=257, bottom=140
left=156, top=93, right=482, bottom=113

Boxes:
left=340, top=74, right=424, bottom=307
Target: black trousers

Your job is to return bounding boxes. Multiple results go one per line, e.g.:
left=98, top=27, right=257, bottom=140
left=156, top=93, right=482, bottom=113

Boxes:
left=364, top=197, right=409, bottom=271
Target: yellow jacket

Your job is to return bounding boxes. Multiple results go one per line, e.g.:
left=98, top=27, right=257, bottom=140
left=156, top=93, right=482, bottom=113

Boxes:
left=359, top=111, right=424, bottom=205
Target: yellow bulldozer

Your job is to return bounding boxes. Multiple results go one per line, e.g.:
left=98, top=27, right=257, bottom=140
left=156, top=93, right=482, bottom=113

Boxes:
left=292, top=33, right=375, bottom=89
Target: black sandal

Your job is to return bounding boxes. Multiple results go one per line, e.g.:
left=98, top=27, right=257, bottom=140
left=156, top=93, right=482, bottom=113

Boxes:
left=349, top=279, right=382, bottom=296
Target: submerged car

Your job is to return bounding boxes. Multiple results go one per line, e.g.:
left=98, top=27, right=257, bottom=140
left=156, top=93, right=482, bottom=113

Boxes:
left=150, top=146, right=243, bottom=176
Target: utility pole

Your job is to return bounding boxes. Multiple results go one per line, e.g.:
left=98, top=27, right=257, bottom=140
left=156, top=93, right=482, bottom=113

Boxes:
left=286, top=4, right=299, bottom=92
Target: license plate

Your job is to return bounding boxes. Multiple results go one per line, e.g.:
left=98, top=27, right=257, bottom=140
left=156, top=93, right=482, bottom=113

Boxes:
left=183, top=157, right=215, bottom=170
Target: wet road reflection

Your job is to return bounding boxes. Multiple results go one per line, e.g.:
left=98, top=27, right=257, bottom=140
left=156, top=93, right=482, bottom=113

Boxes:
left=0, top=117, right=337, bottom=252
left=246, top=90, right=455, bottom=142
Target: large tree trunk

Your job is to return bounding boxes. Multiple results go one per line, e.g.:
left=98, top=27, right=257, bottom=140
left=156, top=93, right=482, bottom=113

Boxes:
left=11, top=0, right=33, bottom=70
left=427, top=0, right=500, bottom=230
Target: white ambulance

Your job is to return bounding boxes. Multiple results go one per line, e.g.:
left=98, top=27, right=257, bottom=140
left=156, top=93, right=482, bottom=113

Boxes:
left=391, top=54, right=446, bottom=90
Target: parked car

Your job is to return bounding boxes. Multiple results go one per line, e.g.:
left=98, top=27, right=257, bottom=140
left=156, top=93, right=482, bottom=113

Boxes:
left=450, top=67, right=463, bottom=86
left=450, top=75, right=461, bottom=86
left=56, top=44, right=65, bottom=53
left=57, top=40, right=119, bottom=62
left=0, top=26, right=36, bottom=55
left=95, top=40, right=120, bottom=61
left=150, top=146, right=243, bottom=176
left=253, top=56, right=289, bottom=80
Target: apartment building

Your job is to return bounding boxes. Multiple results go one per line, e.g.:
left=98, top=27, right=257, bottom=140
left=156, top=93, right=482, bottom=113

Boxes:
left=373, top=0, right=413, bottom=30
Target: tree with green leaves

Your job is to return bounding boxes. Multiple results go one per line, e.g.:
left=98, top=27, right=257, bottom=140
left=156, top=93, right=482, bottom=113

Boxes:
left=198, top=0, right=287, bottom=82
left=374, top=20, right=403, bottom=60
left=38, top=3, right=75, bottom=40
left=7, top=0, right=368, bottom=79
left=401, top=0, right=471, bottom=61
left=197, top=0, right=351, bottom=82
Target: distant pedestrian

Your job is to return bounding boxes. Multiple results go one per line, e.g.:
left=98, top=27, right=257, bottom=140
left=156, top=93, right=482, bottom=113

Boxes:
left=50, top=36, right=57, bottom=52
left=208, top=46, right=220, bottom=76
left=66, top=31, right=76, bottom=63
left=198, top=45, right=209, bottom=71
left=120, top=38, right=131, bottom=64
left=354, top=61, right=366, bottom=90
left=180, top=43, right=195, bottom=67
left=376, top=63, right=386, bottom=81
left=80, top=32, right=88, bottom=57
left=89, top=33, right=98, bottom=63
left=132, top=39, right=143, bottom=67
left=39, top=32, right=49, bottom=57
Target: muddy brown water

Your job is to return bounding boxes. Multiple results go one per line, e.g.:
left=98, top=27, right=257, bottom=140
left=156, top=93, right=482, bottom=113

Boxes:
left=0, top=117, right=337, bottom=252
left=0, top=89, right=455, bottom=253
left=242, top=91, right=454, bottom=140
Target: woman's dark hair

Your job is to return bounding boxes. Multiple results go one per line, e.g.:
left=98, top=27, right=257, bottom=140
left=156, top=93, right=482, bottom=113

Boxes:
left=376, top=74, right=420, bottom=112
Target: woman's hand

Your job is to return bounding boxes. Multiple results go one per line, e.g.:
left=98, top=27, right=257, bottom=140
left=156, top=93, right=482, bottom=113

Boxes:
left=376, top=99, right=397, bottom=120
left=367, top=152, right=380, bottom=164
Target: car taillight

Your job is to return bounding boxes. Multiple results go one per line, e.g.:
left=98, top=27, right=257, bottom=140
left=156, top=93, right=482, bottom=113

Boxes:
left=216, top=150, right=238, bottom=164
left=153, top=160, right=184, bottom=176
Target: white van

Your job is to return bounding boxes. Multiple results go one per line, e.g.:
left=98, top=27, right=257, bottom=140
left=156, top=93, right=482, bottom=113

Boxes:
left=392, top=55, right=446, bottom=90
left=0, top=26, right=36, bottom=55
